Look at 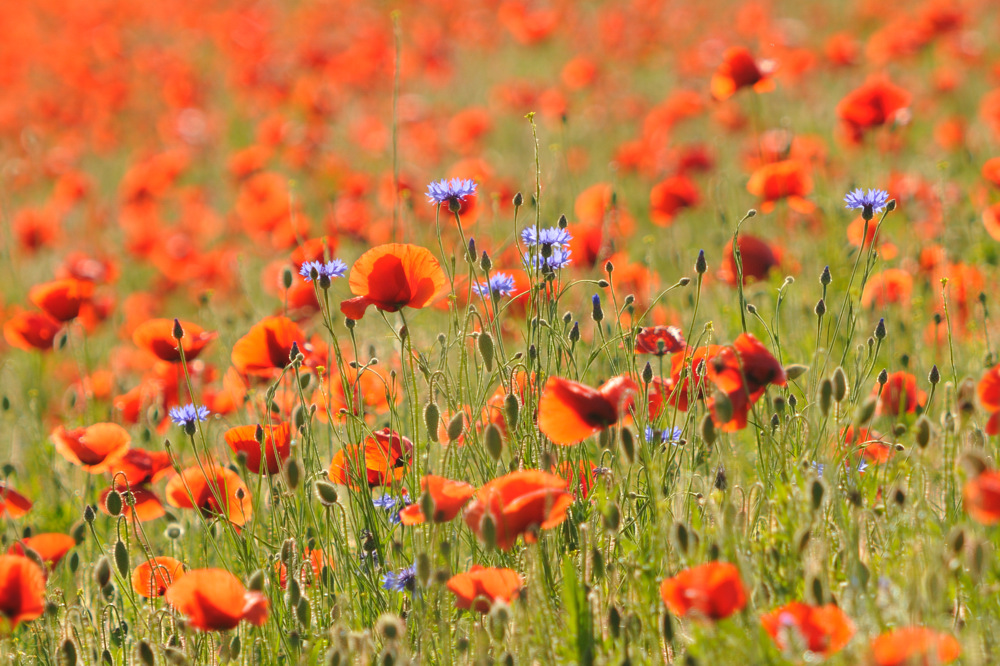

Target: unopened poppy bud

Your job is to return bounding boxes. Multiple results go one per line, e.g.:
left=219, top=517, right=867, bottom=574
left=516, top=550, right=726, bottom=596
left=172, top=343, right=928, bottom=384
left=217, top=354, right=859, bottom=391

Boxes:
left=815, top=298, right=826, bottom=316
left=284, top=458, right=301, bottom=490
left=597, top=279, right=610, bottom=288
left=820, top=265, right=832, bottom=286
left=785, top=364, right=808, bottom=380
left=169, top=318, right=185, bottom=341
left=592, top=294, right=604, bottom=322
left=714, top=464, right=727, bottom=491
left=229, top=636, right=241, bottom=661
left=915, top=415, right=931, bottom=448
left=285, top=577, right=301, bottom=608
left=746, top=303, right=756, bottom=315
left=513, top=192, right=524, bottom=207
left=609, top=605, right=622, bottom=639
left=746, top=209, right=757, bottom=218
left=95, top=555, right=112, bottom=588
left=478, top=332, right=494, bottom=372
left=61, top=640, right=77, bottom=666
left=673, top=522, right=690, bottom=554
left=678, top=276, right=691, bottom=287
left=623, top=294, right=635, bottom=308
left=928, top=364, right=940, bottom=385
left=113, top=540, right=130, bottom=578
left=695, top=250, right=707, bottom=275
left=447, top=412, right=465, bottom=442
left=711, top=391, right=733, bottom=425
left=642, top=362, right=653, bottom=384
left=558, top=214, right=568, bottom=229
left=344, top=317, right=356, bottom=330
left=661, top=611, right=674, bottom=643
left=787, top=394, right=798, bottom=410
left=874, top=318, right=887, bottom=340
left=136, top=641, right=154, bottom=666
left=416, top=552, right=432, bottom=587
left=105, top=490, right=123, bottom=517
left=592, top=547, right=605, bottom=579
left=700, top=413, right=717, bottom=445
left=603, top=503, right=621, bottom=532
left=315, top=480, right=339, bottom=506
left=810, top=479, right=825, bottom=511
left=424, top=402, right=440, bottom=442
left=504, top=394, right=519, bottom=428
left=854, top=395, right=878, bottom=427
left=620, top=428, right=635, bottom=464
left=377, top=613, right=404, bottom=641
left=832, top=367, right=848, bottom=402
left=480, top=514, right=497, bottom=550
left=84, top=504, right=96, bottom=524
left=819, top=378, right=833, bottom=417
left=484, top=424, right=503, bottom=461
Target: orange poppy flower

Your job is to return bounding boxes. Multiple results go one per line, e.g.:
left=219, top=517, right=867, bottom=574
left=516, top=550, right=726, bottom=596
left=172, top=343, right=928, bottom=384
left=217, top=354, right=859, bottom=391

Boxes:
left=538, top=375, right=638, bottom=445
left=964, top=470, right=1000, bottom=525
left=165, top=465, right=253, bottom=526
left=760, top=602, right=855, bottom=656
left=710, top=47, right=775, bottom=101
left=99, top=486, right=166, bottom=523
left=836, top=77, right=911, bottom=139
left=719, top=234, right=780, bottom=286
left=276, top=548, right=331, bottom=589
left=447, top=565, right=523, bottom=613
left=328, top=428, right=412, bottom=489
left=0, top=555, right=46, bottom=632
left=635, top=326, right=686, bottom=355
left=8, top=534, right=75, bottom=569
left=978, top=365, right=1000, bottom=435
left=225, top=423, right=292, bottom=475
left=871, top=627, right=960, bottom=666
left=28, top=278, right=94, bottom=322
left=840, top=426, right=892, bottom=464
left=3, top=310, right=61, bottom=351
left=649, top=175, right=700, bottom=227
left=399, top=475, right=475, bottom=525
left=107, top=449, right=173, bottom=487
left=660, top=561, right=747, bottom=620
left=746, top=160, right=814, bottom=214
left=554, top=460, right=599, bottom=499
left=51, top=423, right=131, bottom=473
left=650, top=345, right=726, bottom=415
left=314, top=365, right=399, bottom=424
left=982, top=158, right=1000, bottom=188
left=874, top=371, right=926, bottom=417
left=0, top=486, right=32, bottom=519
left=165, top=568, right=268, bottom=631
left=132, top=319, right=216, bottom=363
left=463, top=470, right=573, bottom=550
left=847, top=216, right=897, bottom=260
left=132, top=556, right=185, bottom=598
left=231, top=315, right=306, bottom=377
left=340, top=244, right=448, bottom=320
left=861, top=269, right=913, bottom=308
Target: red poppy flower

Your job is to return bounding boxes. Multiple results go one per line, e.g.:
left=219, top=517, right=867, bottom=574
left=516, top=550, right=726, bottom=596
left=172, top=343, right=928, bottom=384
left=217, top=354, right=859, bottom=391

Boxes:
left=132, top=319, right=216, bottom=363
left=719, top=235, right=780, bottom=286
left=964, top=470, right=1000, bottom=525
left=0, top=555, right=46, bottom=631
left=538, top=375, right=638, bottom=445
left=710, top=47, right=775, bottom=101
left=649, top=345, right=725, bottom=415
left=28, top=278, right=94, bottom=322
left=51, top=423, right=131, bottom=473
left=0, top=486, right=32, bottom=519
left=874, top=371, right=926, bottom=417
left=399, top=475, right=475, bottom=525
left=276, top=548, right=331, bottom=590
left=165, top=465, right=253, bottom=526
left=463, top=470, right=573, bottom=550
left=8, top=534, right=75, bottom=569
left=635, top=326, right=686, bottom=356
left=746, top=160, right=814, bottom=214
left=165, top=568, right=268, bottom=631
left=840, top=426, right=892, bottom=464
left=836, top=77, right=911, bottom=139
left=660, top=561, right=747, bottom=620
left=982, top=158, right=1000, bottom=188
left=760, top=602, right=855, bottom=656
left=99, top=486, right=166, bottom=523
left=340, top=244, right=449, bottom=320
left=3, top=311, right=61, bottom=351
left=649, top=175, right=700, bottom=226
left=328, top=428, right=412, bottom=489
left=870, top=627, right=960, bottom=666
left=231, top=316, right=306, bottom=377
left=107, top=449, right=173, bottom=487
left=979, top=365, right=1000, bottom=435
left=225, top=423, right=292, bottom=475
left=861, top=269, right=913, bottom=308
left=554, top=460, right=599, bottom=499
left=447, top=565, right=523, bottom=613
left=132, top=556, right=185, bottom=598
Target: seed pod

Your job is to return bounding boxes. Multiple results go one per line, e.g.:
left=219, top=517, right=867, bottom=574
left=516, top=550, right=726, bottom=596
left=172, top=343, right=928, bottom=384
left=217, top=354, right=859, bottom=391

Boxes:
left=447, top=412, right=465, bottom=443
left=478, top=332, right=495, bottom=372
left=832, top=367, right=848, bottom=402
left=484, top=423, right=503, bottom=461
left=315, top=480, right=339, bottom=506
left=424, top=402, right=440, bottom=442
left=114, top=540, right=130, bottom=578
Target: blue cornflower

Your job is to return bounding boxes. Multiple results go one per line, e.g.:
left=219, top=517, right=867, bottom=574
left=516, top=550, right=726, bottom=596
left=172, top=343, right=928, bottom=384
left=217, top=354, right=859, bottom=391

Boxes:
left=299, top=259, right=348, bottom=282
left=644, top=426, right=683, bottom=445
left=524, top=246, right=572, bottom=270
left=169, top=404, right=209, bottom=434
left=426, top=178, right=477, bottom=207
left=372, top=494, right=397, bottom=511
left=382, top=564, right=417, bottom=592
left=521, top=226, right=572, bottom=248
left=811, top=461, right=826, bottom=476
left=857, top=459, right=869, bottom=474
left=473, top=272, right=517, bottom=298
left=843, top=188, right=890, bottom=220
left=373, top=493, right=411, bottom=525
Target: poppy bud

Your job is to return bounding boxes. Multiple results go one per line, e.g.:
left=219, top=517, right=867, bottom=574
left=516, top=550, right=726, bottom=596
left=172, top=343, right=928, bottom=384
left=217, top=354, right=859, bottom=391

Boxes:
left=592, top=547, right=605, bottom=579
left=695, top=250, right=707, bottom=275
left=105, top=489, right=123, bottom=517
left=286, top=577, right=301, bottom=608
left=832, top=367, right=848, bottom=402
left=114, top=540, right=130, bottom=578
left=877, top=368, right=888, bottom=385
left=61, top=639, right=77, bottom=666
left=480, top=514, right=497, bottom=551
left=915, top=415, right=931, bottom=448
left=84, top=504, right=96, bottom=524
left=478, top=332, right=495, bottom=372
left=504, top=394, right=519, bottom=429
left=810, top=479, right=825, bottom=511
left=513, top=192, right=523, bottom=207
left=484, top=424, right=503, bottom=461
left=95, top=555, right=112, bottom=588
left=784, top=364, right=808, bottom=380
left=447, top=412, right=465, bottom=442
left=246, top=569, right=265, bottom=593
left=289, top=341, right=301, bottom=365
left=886, top=199, right=896, bottom=212
left=171, top=318, right=184, bottom=341
left=624, top=294, right=635, bottom=308
left=620, top=428, right=635, bottom=465
left=136, top=641, right=154, bottom=666
left=819, top=378, right=833, bottom=417
left=854, top=395, right=877, bottom=427
left=714, top=465, right=727, bottom=491
left=661, top=611, right=674, bottom=643
left=605, top=261, right=614, bottom=274
left=315, top=480, right=339, bottom=506
left=711, top=390, right=733, bottom=425
left=284, top=458, right=301, bottom=491
left=746, top=303, right=756, bottom=314
left=229, top=636, right=241, bottom=661
left=603, top=503, right=621, bottom=532
left=592, top=294, right=604, bottom=322
left=345, top=317, right=356, bottom=330
left=700, top=412, right=717, bottom=445
left=874, top=318, right=886, bottom=340
left=787, top=394, right=798, bottom=411
left=609, top=605, right=621, bottom=639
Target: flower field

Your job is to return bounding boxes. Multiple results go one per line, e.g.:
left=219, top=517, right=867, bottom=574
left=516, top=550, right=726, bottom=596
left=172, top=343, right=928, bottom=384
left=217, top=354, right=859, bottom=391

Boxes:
left=3, top=0, right=1000, bottom=663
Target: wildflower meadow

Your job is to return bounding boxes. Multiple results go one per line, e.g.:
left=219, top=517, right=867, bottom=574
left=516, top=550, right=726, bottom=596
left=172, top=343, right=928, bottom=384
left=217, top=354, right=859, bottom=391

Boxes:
left=3, top=0, right=1000, bottom=664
